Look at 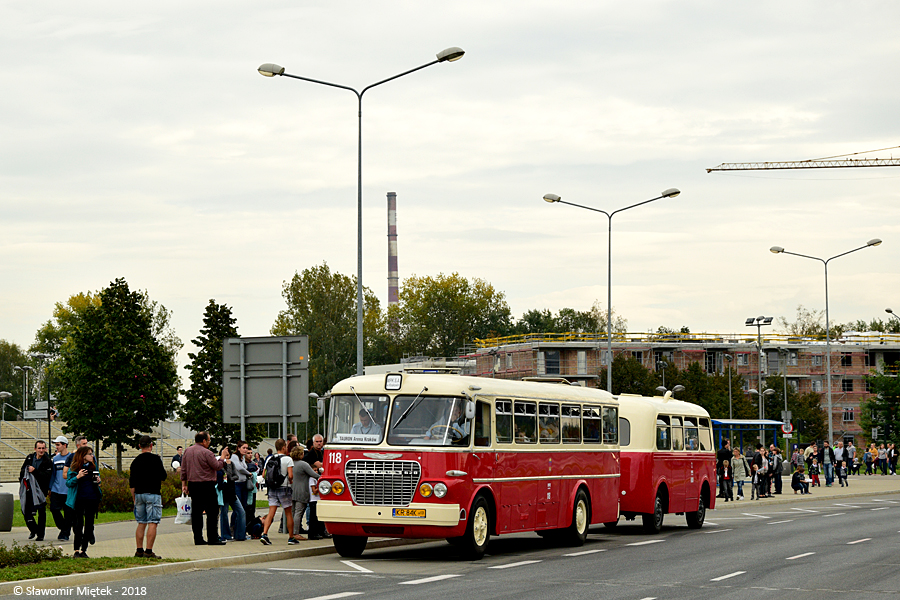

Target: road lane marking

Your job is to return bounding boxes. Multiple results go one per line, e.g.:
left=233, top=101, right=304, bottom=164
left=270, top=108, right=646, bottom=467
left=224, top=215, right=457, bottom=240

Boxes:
left=790, top=508, right=818, bottom=513
left=710, top=571, right=746, bottom=582
left=704, top=528, right=732, bottom=534
left=767, top=520, right=794, bottom=525
left=626, top=540, right=666, bottom=546
left=487, top=560, right=542, bottom=570
left=872, top=499, right=897, bottom=503
left=341, top=561, right=372, bottom=573
left=399, top=574, right=463, bottom=585
left=822, top=513, right=845, bottom=518
left=564, top=549, right=607, bottom=557
left=303, top=593, right=364, bottom=600
left=847, top=538, right=871, bottom=545
left=704, top=521, right=719, bottom=526
left=871, top=507, right=890, bottom=511
left=833, top=504, right=859, bottom=508
left=786, top=552, right=815, bottom=560
left=741, top=513, right=769, bottom=518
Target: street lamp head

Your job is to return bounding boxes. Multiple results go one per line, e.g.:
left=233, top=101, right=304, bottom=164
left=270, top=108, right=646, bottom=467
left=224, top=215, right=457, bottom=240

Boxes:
left=257, top=63, right=285, bottom=77
left=724, top=354, right=733, bottom=361
left=543, top=193, right=561, bottom=203
left=672, top=385, right=685, bottom=393
left=436, top=47, right=465, bottom=62
left=887, top=308, right=894, bottom=314
left=0, top=391, right=11, bottom=399
left=661, top=188, right=681, bottom=198
left=748, top=388, right=759, bottom=395
left=763, top=388, right=776, bottom=396
left=745, top=318, right=755, bottom=325
left=769, top=246, right=784, bottom=254
left=655, top=386, right=667, bottom=395
left=867, top=238, right=883, bottom=247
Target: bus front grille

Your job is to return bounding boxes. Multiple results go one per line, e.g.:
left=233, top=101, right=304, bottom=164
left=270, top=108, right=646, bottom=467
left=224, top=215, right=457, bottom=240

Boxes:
left=344, top=460, right=421, bottom=506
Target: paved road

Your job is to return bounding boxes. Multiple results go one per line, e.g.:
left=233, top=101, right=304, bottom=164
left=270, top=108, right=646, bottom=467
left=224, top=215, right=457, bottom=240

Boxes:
left=34, top=493, right=899, bottom=600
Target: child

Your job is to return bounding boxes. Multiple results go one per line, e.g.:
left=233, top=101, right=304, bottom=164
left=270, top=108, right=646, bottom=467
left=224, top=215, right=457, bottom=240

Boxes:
left=750, top=464, right=760, bottom=500
left=838, top=460, right=848, bottom=487
left=718, top=459, right=734, bottom=502
left=791, top=464, right=810, bottom=495
left=851, top=456, right=860, bottom=476
left=809, top=458, right=821, bottom=487
left=864, top=448, right=873, bottom=475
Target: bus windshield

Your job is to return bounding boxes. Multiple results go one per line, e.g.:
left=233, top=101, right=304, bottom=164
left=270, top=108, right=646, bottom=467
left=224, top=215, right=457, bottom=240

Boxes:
left=329, top=394, right=390, bottom=445
left=388, top=395, right=470, bottom=446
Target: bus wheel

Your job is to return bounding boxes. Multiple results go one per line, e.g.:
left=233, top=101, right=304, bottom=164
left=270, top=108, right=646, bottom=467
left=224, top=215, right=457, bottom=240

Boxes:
left=564, top=489, right=590, bottom=546
left=332, top=535, right=368, bottom=558
left=686, top=495, right=706, bottom=529
left=642, top=494, right=665, bottom=534
left=459, top=496, right=490, bottom=560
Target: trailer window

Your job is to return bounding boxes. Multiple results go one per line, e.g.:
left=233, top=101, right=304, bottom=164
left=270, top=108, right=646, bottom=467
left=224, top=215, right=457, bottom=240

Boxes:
left=514, top=401, right=537, bottom=444
left=562, top=405, right=581, bottom=444
left=583, top=406, right=602, bottom=443
left=602, top=406, right=618, bottom=444
left=539, top=403, right=560, bottom=444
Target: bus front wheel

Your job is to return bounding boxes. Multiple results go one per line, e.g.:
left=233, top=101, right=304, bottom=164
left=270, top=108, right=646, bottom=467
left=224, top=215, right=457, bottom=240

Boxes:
left=642, top=495, right=665, bottom=534
left=332, top=535, right=368, bottom=558
left=458, top=496, right=490, bottom=560
left=564, top=489, right=590, bottom=546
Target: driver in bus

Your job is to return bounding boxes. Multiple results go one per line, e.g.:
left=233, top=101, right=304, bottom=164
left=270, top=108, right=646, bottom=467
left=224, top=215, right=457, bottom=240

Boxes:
left=350, top=409, right=383, bottom=436
left=425, top=404, right=468, bottom=441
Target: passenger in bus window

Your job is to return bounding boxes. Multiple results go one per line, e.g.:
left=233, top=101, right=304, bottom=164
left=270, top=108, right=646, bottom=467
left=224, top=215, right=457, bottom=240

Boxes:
left=350, top=410, right=382, bottom=436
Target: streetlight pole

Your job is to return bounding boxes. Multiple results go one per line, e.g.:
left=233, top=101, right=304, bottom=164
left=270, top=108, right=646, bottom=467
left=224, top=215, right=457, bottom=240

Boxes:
left=746, top=316, right=773, bottom=421
left=770, top=238, right=883, bottom=442
left=543, top=188, right=681, bottom=393
left=258, top=47, right=465, bottom=377
left=656, top=361, right=667, bottom=388
left=749, top=387, right=775, bottom=445
left=724, top=354, right=733, bottom=420
left=13, top=365, right=33, bottom=414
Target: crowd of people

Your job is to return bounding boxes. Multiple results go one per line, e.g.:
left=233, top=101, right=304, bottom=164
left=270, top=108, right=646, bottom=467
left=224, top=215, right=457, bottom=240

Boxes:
left=18, top=432, right=333, bottom=558
left=716, top=439, right=898, bottom=502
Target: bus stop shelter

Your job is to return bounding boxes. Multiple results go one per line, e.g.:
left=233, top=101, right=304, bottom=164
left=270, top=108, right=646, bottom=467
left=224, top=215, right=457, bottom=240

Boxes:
left=712, top=419, right=785, bottom=453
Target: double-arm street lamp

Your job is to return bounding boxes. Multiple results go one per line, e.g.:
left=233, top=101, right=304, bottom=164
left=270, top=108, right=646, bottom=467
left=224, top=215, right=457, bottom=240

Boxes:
left=886, top=308, right=900, bottom=326
left=770, top=238, right=883, bottom=443
left=258, top=47, right=465, bottom=376
left=13, top=365, right=33, bottom=413
left=543, top=188, right=681, bottom=393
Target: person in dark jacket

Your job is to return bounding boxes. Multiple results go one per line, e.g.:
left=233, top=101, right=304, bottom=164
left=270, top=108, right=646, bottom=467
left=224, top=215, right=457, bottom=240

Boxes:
left=65, top=445, right=102, bottom=558
left=716, top=441, right=731, bottom=498
left=818, top=441, right=837, bottom=486
left=19, top=440, right=53, bottom=541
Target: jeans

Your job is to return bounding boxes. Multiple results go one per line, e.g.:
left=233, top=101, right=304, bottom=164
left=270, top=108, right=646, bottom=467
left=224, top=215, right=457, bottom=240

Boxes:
left=736, top=480, right=745, bottom=497
left=220, top=489, right=246, bottom=541
left=49, top=492, right=71, bottom=537
left=823, top=462, right=834, bottom=485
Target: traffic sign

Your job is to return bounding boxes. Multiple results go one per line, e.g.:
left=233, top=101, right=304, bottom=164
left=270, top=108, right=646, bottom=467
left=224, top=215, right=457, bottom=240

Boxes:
left=35, top=401, right=48, bottom=410
left=23, top=410, right=46, bottom=420
left=783, top=434, right=793, bottom=439
left=781, top=422, right=794, bottom=434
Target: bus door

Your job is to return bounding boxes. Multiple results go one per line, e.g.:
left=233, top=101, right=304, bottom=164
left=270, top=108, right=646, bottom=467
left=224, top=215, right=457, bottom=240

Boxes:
left=536, top=402, right=562, bottom=527
left=467, top=399, right=494, bottom=488
left=682, top=418, right=701, bottom=506
left=494, top=399, right=537, bottom=532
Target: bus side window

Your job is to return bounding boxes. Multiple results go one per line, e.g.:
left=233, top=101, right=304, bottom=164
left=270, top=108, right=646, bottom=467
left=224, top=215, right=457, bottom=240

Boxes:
left=618, top=417, right=631, bottom=447
left=496, top=399, right=513, bottom=444
left=475, top=401, right=491, bottom=447
left=683, top=418, right=699, bottom=451
left=583, top=406, right=601, bottom=443
left=562, top=405, right=581, bottom=444
left=539, top=403, right=560, bottom=444
left=656, top=416, right=670, bottom=450
left=670, top=416, right=683, bottom=451
left=602, top=406, right=618, bottom=445
left=698, top=418, right=712, bottom=451
left=514, top=401, right=537, bottom=444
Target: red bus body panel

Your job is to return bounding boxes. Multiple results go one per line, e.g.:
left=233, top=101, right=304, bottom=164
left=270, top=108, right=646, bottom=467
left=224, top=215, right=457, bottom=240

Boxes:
left=620, top=451, right=716, bottom=515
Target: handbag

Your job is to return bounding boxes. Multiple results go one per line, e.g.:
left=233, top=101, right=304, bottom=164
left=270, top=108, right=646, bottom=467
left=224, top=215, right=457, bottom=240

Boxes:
left=247, top=476, right=256, bottom=491
left=174, top=493, right=192, bottom=525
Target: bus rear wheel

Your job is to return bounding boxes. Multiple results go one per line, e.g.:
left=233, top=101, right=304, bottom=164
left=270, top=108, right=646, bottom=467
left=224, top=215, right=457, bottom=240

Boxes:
left=458, top=496, right=490, bottom=560
left=564, top=489, right=590, bottom=546
left=686, top=495, right=706, bottom=529
left=642, top=494, right=665, bottom=534
left=332, top=535, right=368, bottom=558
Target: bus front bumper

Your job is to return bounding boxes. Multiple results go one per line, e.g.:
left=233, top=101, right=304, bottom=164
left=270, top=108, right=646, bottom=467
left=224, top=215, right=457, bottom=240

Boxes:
left=317, top=500, right=462, bottom=527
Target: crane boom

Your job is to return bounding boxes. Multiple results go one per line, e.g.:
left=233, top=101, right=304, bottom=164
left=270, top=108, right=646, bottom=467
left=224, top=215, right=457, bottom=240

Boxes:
left=707, top=157, right=900, bottom=173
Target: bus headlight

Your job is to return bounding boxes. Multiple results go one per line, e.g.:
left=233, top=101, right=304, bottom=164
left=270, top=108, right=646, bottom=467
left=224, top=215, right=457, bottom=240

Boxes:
left=434, top=483, right=448, bottom=498
left=419, top=483, right=434, bottom=498
left=318, top=480, right=332, bottom=496
left=330, top=480, right=345, bottom=495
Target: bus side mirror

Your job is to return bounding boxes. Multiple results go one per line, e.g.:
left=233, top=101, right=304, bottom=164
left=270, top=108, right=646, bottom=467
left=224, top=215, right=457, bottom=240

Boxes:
left=317, top=399, right=324, bottom=417
left=465, top=400, right=476, bottom=420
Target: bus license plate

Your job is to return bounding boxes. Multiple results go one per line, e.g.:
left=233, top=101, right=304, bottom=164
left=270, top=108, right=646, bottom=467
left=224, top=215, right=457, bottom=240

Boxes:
left=393, top=508, right=426, bottom=518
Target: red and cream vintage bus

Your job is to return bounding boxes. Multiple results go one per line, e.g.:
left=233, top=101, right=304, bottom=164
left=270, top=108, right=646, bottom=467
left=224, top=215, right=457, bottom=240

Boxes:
left=316, top=373, right=621, bottom=559
left=616, top=392, right=716, bottom=532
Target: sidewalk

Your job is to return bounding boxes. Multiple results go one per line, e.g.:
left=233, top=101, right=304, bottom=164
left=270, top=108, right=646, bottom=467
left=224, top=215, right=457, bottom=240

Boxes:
left=711, top=472, right=900, bottom=509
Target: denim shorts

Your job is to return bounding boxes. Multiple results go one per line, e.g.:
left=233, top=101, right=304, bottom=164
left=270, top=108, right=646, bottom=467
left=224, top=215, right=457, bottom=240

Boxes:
left=134, top=493, right=163, bottom=524
left=267, top=486, right=292, bottom=508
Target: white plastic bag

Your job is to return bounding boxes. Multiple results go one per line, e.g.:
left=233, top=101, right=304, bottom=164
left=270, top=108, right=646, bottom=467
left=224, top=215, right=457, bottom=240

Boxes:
left=174, top=493, right=192, bottom=525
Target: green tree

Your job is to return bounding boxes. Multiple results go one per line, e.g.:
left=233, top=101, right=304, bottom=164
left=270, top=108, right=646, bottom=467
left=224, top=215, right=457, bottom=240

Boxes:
left=271, top=262, right=381, bottom=399
left=55, top=279, right=180, bottom=472
left=861, top=371, right=900, bottom=445
left=388, top=272, right=512, bottom=357
left=599, top=355, right=656, bottom=396
left=180, top=300, right=264, bottom=448
left=793, top=391, right=827, bottom=443
left=0, top=340, right=30, bottom=416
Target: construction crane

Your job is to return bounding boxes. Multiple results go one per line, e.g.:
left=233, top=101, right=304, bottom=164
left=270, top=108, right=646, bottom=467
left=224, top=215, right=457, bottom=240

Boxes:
left=707, top=145, right=900, bottom=172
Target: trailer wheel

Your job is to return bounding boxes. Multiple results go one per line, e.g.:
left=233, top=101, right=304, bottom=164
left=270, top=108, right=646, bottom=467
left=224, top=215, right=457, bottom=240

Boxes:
left=641, top=494, right=665, bottom=534
left=686, top=495, right=706, bottom=529
left=564, top=489, right=590, bottom=546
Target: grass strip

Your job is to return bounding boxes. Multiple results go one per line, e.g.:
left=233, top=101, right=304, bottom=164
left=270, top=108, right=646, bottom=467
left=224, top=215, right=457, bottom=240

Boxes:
left=0, top=556, right=186, bottom=583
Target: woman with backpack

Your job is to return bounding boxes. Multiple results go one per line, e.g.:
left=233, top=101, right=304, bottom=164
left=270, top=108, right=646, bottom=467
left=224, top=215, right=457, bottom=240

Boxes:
left=731, top=447, right=751, bottom=500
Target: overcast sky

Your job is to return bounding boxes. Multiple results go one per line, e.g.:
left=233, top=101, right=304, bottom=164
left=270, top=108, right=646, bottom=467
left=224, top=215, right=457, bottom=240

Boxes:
left=3, top=2, right=900, bottom=378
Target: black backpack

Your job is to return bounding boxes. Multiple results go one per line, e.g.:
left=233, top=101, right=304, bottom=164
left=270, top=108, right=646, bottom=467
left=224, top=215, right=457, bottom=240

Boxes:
left=265, top=455, right=285, bottom=488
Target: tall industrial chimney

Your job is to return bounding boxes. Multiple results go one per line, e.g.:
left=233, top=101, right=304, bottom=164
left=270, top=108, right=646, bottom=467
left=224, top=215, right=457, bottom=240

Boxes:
left=387, top=192, right=399, bottom=306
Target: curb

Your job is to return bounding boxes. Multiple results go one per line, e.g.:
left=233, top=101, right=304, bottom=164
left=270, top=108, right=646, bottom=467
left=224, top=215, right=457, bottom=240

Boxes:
left=0, top=538, right=427, bottom=595
left=708, top=486, right=900, bottom=510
